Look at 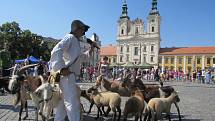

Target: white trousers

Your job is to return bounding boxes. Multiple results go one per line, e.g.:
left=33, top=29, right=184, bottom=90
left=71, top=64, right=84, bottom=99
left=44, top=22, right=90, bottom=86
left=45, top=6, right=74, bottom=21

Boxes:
left=54, top=74, right=80, bottom=121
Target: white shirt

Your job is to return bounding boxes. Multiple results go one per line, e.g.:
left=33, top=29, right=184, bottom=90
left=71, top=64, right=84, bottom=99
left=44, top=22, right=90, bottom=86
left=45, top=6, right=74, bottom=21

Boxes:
left=50, top=34, right=91, bottom=75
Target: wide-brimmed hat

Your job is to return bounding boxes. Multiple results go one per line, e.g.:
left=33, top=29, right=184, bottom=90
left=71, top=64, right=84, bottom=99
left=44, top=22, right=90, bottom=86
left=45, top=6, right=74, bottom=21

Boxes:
left=71, top=20, right=90, bottom=33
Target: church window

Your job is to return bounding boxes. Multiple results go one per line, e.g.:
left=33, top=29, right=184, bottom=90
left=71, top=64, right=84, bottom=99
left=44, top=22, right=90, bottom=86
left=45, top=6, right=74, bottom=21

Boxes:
left=120, top=46, right=123, bottom=53
left=143, top=45, right=147, bottom=52
left=151, top=19, right=155, bottom=22
left=151, top=45, right=154, bottom=52
left=121, top=29, right=124, bottom=35
left=120, top=56, right=123, bottom=62
left=126, top=46, right=129, bottom=52
left=151, top=56, right=154, bottom=62
left=152, top=26, right=154, bottom=32
left=134, top=47, right=138, bottom=55
left=143, top=54, right=146, bottom=62
left=135, top=27, right=139, bottom=35
left=126, top=55, right=129, bottom=61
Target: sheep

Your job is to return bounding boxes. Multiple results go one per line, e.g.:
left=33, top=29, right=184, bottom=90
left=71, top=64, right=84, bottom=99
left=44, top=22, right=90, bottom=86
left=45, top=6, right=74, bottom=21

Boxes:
left=144, top=91, right=180, bottom=121
left=87, top=86, right=121, bottom=121
left=80, top=89, right=106, bottom=115
left=35, top=82, right=84, bottom=121
left=123, top=87, right=146, bottom=121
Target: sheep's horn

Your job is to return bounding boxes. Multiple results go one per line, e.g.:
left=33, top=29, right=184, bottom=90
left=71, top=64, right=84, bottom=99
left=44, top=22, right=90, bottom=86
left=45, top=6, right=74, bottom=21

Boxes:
left=17, top=64, right=38, bottom=75
left=11, top=65, right=18, bottom=76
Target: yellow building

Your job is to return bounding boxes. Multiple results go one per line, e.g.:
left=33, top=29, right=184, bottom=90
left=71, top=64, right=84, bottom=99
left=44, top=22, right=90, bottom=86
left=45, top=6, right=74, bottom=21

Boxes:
left=159, top=47, right=215, bottom=73
left=100, top=46, right=215, bottom=72
left=100, top=44, right=117, bottom=66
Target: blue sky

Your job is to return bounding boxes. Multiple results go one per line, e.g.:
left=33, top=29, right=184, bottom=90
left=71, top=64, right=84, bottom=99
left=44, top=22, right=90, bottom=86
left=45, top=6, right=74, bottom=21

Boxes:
left=0, top=0, right=215, bottom=47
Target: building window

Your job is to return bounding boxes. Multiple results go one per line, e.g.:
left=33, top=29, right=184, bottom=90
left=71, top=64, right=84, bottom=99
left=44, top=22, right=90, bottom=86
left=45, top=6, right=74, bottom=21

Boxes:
left=179, top=57, right=182, bottom=64
left=188, top=57, right=192, bottom=64
left=121, top=29, right=124, bottom=35
left=213, top=58, right=215, bottom=64
left=134, top=47, right=138, bottom=55
left=151, top=45, right=154, bottom=52
left=143, top=45, right=147, bottom=52
left=108, top=58, right=111, bottom=63
left=143, top=54, right=146, bottom=62
left=170, top=57, right=174, bottom=64
left=152, top=26, right=154, bottom=32
left=120, top=56, right=123, bottom=62
left=120, top=46, right=123, bottom=53
left=151, top=56, right=154, bottom=62
left=151, top=19, right=155, bottom=22
left=126, top=46, right=129, bottom=52
left=197, top=58, right=201, bottom=64
left=113, top=58, right=116, bottom=63
left=126, top=55, right=129, bottom=61
left=165, top=58, right=168, bottom=64
left=135, top=27, right=139, bottom=35
left=207, top=58, right=210, bottom=64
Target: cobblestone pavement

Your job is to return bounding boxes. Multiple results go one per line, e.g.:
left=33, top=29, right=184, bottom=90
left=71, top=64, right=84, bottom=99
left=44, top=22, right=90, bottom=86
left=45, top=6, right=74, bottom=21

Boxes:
left=0, top=81, right=215, bottom=121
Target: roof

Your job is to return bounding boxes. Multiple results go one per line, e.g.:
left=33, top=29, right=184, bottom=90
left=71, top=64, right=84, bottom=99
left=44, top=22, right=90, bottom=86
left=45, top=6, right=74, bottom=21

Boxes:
left=159, top=46, right=215, bottom=55
left=100, top=44, right=117, bottom=56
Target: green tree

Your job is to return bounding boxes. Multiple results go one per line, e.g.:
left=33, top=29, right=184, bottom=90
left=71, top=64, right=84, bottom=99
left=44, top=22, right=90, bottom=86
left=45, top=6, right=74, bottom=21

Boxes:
left=0, top=21, right=57, bottom=62
left=0, top=21, right=21, bottom=59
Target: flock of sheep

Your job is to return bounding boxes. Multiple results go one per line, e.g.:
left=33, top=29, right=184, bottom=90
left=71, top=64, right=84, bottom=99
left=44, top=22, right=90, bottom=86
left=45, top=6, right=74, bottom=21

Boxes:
left=8, top=64, right=181, bottom=121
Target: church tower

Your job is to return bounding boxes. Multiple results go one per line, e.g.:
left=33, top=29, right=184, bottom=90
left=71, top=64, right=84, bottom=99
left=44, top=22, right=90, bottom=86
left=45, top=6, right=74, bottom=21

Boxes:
left=147, top=0, right=161, bottom=34
left=117, top=0, right=130, bottom=38
left=116, top=0, right=161, bottom=68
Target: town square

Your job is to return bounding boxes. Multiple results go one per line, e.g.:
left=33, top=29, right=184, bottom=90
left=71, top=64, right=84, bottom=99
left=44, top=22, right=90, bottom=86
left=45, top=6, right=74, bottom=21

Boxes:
left=1, top=0, right=215, bottom=121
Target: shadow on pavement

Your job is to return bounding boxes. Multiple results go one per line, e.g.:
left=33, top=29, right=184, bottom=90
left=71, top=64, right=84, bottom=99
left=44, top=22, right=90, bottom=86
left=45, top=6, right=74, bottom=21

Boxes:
left=0, top=104, right=35, bottom=112
left=182, top=119, right=202, bottom=121
left=170, top=113, right=202, bottom=121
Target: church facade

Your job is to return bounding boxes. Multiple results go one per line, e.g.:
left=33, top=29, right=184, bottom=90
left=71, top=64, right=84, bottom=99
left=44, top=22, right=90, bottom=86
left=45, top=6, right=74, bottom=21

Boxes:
left=116, top=0, right=160, bottom=68
left=98, top=0, right=215, bottom=73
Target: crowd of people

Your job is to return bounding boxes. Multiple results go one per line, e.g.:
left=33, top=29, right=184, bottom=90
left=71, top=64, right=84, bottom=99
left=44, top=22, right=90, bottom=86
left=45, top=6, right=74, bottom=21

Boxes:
left=78, top=62, right=215, bottom=85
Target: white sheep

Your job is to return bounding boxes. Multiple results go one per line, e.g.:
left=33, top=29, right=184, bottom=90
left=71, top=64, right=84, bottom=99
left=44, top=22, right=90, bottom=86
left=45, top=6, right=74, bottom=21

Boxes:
left=87, top=86, right=122, bottom=121
left=144, top=91, right=180, bottom=121
left=123, top=87, right=146, bottom=121
left=35, top=82, right=83, bottom=121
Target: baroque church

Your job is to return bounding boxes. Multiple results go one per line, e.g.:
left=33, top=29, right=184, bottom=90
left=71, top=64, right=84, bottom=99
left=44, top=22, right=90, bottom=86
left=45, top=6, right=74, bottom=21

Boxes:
left=116, top=0, right=160, bottom=68
left=100, top=0, right=215, bottom=73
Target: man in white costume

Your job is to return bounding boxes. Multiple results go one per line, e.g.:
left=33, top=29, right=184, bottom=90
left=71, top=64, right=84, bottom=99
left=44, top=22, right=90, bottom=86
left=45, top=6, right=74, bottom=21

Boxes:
left=50, top=20, right=94, bottom=121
